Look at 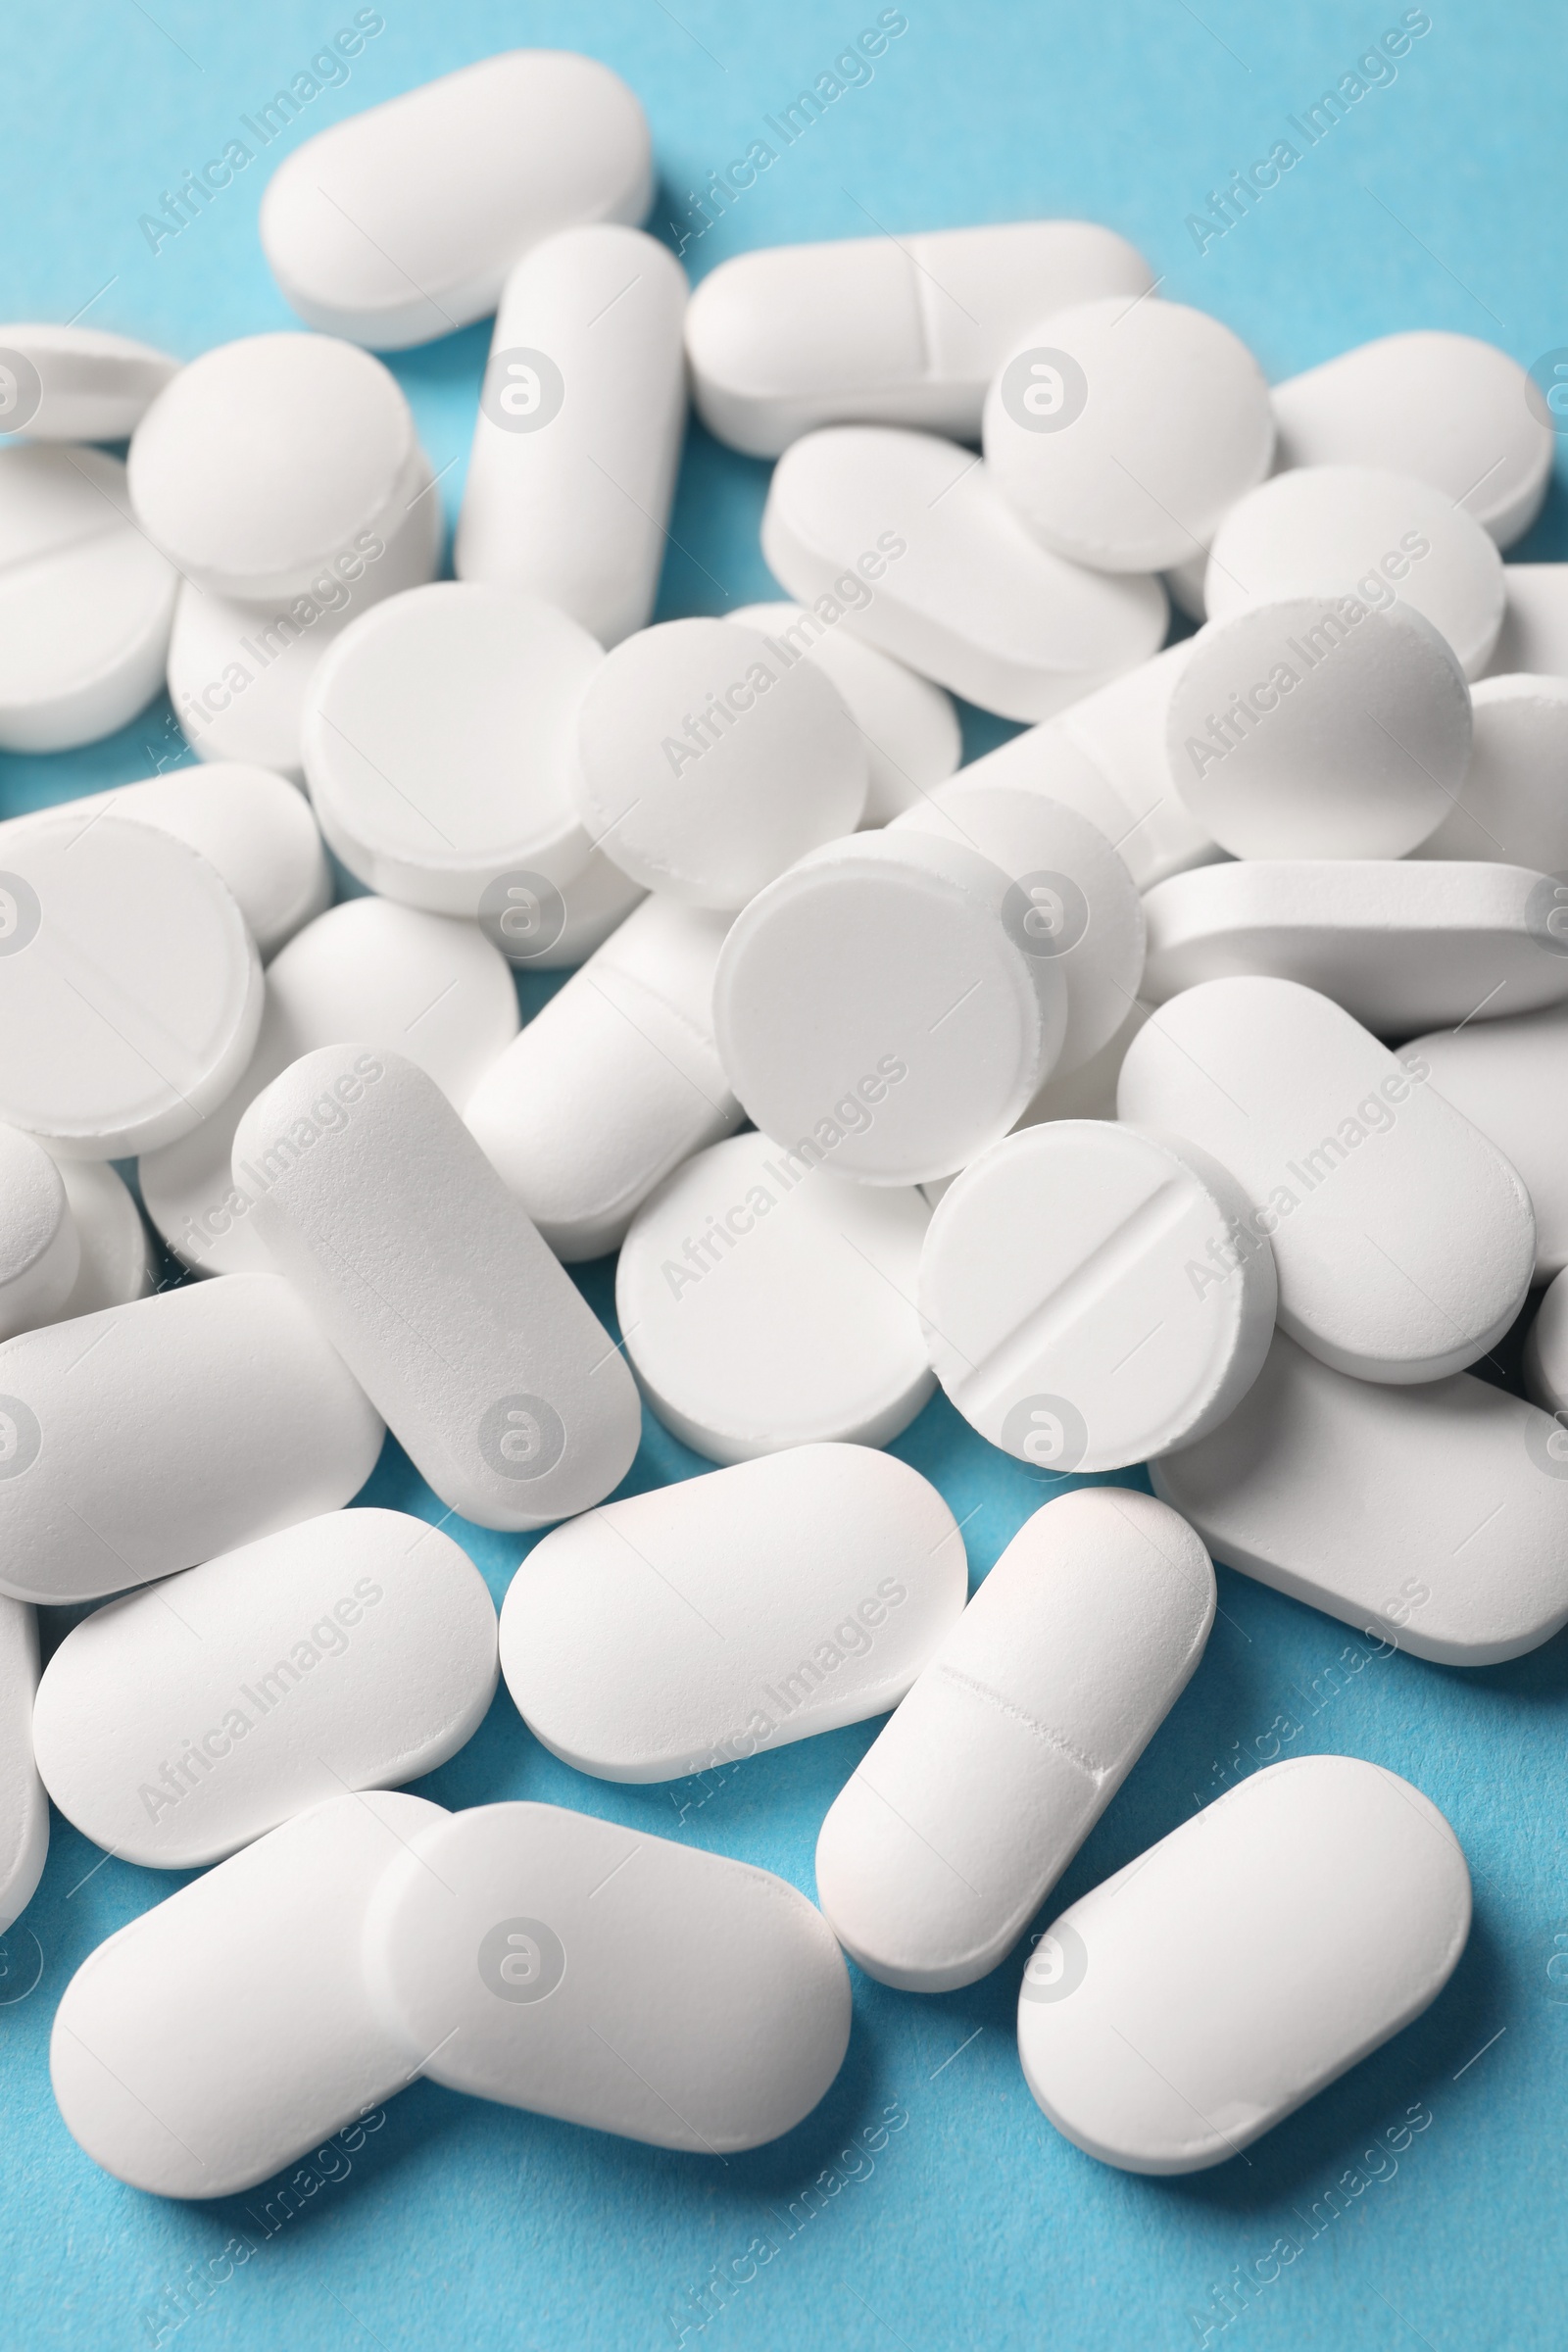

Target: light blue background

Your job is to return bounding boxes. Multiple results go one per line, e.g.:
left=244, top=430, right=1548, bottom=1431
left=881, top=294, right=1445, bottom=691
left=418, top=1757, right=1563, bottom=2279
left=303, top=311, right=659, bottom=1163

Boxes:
left=2, top=5, right=1566, bottom=2348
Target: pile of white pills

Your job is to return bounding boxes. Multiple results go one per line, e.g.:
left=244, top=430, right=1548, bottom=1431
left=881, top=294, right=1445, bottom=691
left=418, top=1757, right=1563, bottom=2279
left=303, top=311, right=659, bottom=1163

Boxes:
left=5, top=42, right=1564, bottom=2196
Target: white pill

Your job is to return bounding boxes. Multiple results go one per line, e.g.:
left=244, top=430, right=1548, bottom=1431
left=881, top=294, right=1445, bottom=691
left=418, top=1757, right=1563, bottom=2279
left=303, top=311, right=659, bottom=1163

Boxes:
left=615, top=1130, right=933, bottom=1462
left=1487, top=564, right=1568, bottom=679
left=1117, top=977, right=1534, bottom=1384
left=0, top=810, right=261, bottom=1159
left=1143, top=859, right=1568, bottom=1034
left=1167, top=597, right=1470, bottom=858
left=128, top=335, right=422, bottom=601
left=1412, top=1004, right=1568, bottom=1281
left=1205, top=465, right=1506, bottom=681
left=919, top=1121, right=1276, bottom=1471
left=0, top=1125, right=77, bottom=1337
left=714, top=831, right=1067, bottom=1185
left=686, top=220, right=1152, bottom=457
left=501, top=1446, right=966, bottom=1781
left=1018, top=1755, right=1469, bottom=2173
left=815, top=1488, right=1213, bottom=1991
left=0, top=322, right=177, bottom=442
left=304, top=582, right=603, bottom=914
left=141, top=897, right=519, bottom=1276
left=456, top=226, right=686, bottom=647
left=0, top=445, right=176, bottom=752
left=1416, top=674, right=1568, bottom=870
left=260, top=52, right=653, bottom=349
left=1524, top=1269, right=1568, bottom=1417
left=1153, top=1332, right=1568, bottom=1664
left=890, top=781, right=1146, bottom=1076
left=466, top=898, right=739, bottom=1262
left=761, top=426, right=1167, bottom=722
left=52, top=1790, right=445, bottom=2198
left=234, top=1046, right=641, bottom=1530
left=362, top=1800, right=851, bottom=2150
left=727, top=602, right=961, bottom=825
left=46, top=1158, right=151, bottom=1321
left=34, top=1508, right=497, bottom=1869
left=573, top=618, right=867, bottom=908
left=0, top=1596, right=46, bottom=1933
left=1272, top=331, right=1552, bottom=548
left=0, top=1272, right=382, bottom=1605
left=984, top=298, right=1273, bottom=573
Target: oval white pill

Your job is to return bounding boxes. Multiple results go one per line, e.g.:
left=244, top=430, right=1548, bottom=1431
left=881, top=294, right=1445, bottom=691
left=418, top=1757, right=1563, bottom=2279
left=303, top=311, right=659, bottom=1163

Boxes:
left=1205, top=465, right=1506, bottom=680
left=1413, top=1003, right=1568, bottom=1280
left=816, top=1488, right=1214, bottom=1991
left=0, top=1125, right=77, bottom=1337
left=686, top=220, right=1152, bottom=457
left=361, top=1800, right=850, bottom=2150
left=984, top=297, right=1273, bottom=572
left=1116, top=977, right=1534, bottom=1384
left=0, top=321, right=177, bottom=442
left=762, top=425, right=1167, bottom=722
left=260, top=52, right=653, bottom=348
left=714, top=831, right=1066, bottom=1185
left=501, top=1446, right=966, bottom=1780
left=52, top=1790, right=445, bottom=2197
left=1018, top=1755, right=1469, bottom=2173
left=0, top=445, right=176, bottom=752
left=1152, top=1331, right=1568, bottom=1664
left=616, top=1130, right=933, bottom=1462
left=46, top=1157, right=150, bottom=1321
left=0, top=810, right=262, bottom=1158
left=0, top=1596, right=47, bottom=1932
left=1524, top=1269, right=1568, bottom=1418
left=1488, top=564, right=1568, bottom=679
left=0, top=1272, right=382, bottom=1604
left=1416, top=673, right=1568, bottom=870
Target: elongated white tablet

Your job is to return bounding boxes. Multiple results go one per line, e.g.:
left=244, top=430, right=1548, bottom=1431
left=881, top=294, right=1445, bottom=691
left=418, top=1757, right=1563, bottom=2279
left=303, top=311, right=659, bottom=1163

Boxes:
left=34, top=1509, right=497, bottom=1868
left=362, top=1801, right=851, bottom=2149
left=1142, top=860, right=1568, bottom=1033
left=52, top=1790, right=444, bottom=2197
left=762, top=426, right=1167, bottom=721
left=1205, top=465, right=1506, bottom=680
left=1117, top=978, right=1534, bottom=1383
left=1272, top=331, right=1552, bottom=547
left=141, top=898, right=519, bottom=1275
left=1018, top=1755, right=1469, bottom=2173
left=1414, top=1003, right=1568, bottom=1281
left=261, top=52, right=653, bottom=348
left=0, top=810, right=262, bottom=1159
left=46, top=1158, right=150, bottom=1320
left=0, top=322, right=177, bottom=441
left=573, top=618, right=866, bottom=906
left=234, top=1047, right=641, bottom=1530
left=501, top=1446, right=966, bottom=1780
left=1168, top=597, right=1469, bottom=858
left=1524, top=1268, right=1568, bottom=1417
left=0, top=1126, right=77, bottom=1337
left=456, top=225, right=686, bottom=646
left=686, top=220, right=1152, bottom=456
left=0, top=445, right=176, bottom=751
left=466, top=898, right=740, bottom=1261
left=0, top=1597, right=46, bottom=1932
left=727, top=602, right=961, bottom=825
left=1416, top=674, right=1568, bottom=870
left=984, top=298, right=1273, bottom=572
left=1488, top=565, right=1568, bottom=679
left=816, top=1489, right=1214, bottom=1991
left=919, top=1121, right=1276, bottom=1470
left=303, top=582, right=603, bottom=913
left=714, top=831, right=1066, bottom=1185
left=616, top=1130, right=933, bottom=1462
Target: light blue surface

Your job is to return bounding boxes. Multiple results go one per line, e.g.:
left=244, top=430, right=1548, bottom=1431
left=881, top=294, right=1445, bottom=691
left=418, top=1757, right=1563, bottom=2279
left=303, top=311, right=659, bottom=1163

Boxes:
left=2, top=5, right=1566, bottom=2348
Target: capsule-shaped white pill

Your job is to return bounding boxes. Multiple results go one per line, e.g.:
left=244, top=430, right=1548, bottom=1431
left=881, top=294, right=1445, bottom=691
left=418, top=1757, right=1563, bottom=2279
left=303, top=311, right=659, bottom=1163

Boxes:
left=500, top=1446, right=967, bottom=1780
left=1488, top=564, right=1568, bottom=679
left=0, top=1125, right=78, bottom=1337
left=260, top=52, right=653, bottom=348
left=686, top=220, right=1152, bottom=457
left=815, top=1489, right=1214, bottom=1991
left=234, top=1047, right=642, bottom=1530
left=0, top=1596, right=47, bottom=1932
left=0, top=322, right=177, bottom=442
left=1413, top=1002, right=1568, bottom=1282
left=1415, top=674, right=1568, bottom=871
left=456, top=226, right=686, bottom=647
left=52, top=1790, right=445, bottom=2197
left=361, top=1800, right=851, bottom=2150
left=1018, top=1755, right=1470, bottom=2172
left=1116, top=978, right=1535, bottom=1384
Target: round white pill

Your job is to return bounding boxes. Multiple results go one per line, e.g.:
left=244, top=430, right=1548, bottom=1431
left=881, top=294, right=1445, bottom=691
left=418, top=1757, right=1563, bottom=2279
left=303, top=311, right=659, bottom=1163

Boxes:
left=615, top=1129, right=934, bottom=1462
left=573, top=618, right=867, bottom=908
left=1416, top=673, right=1568, bottom=869
left=1204, top=464, right=1506, bottom=680
left=984, top=296, right=1274, bottom=573
left=0, top=810, right=262, bottom=1159
left=128, top=334, right=420, bottom=600
left=1167, top=596, right=1470, bottom=858
left=0, top=322, right=177, bottom=442
left=1524, top=1268, right=1568, bottom=1418
left=1412, top=1003, right=1568, bottom=1281
left=714, top=830, right=1067, bottom=1185
left=0, top=1125, right=78, bottom=1339
left=46, top=1158, right=150, bottom=1321
left=0, top=445, right=176, bottom=752
left=0, top=1596, right=46, bottom=1933
left=920, top=1120, right=1277, bottom=1470
left=303, top=581, right=604, bottom=913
